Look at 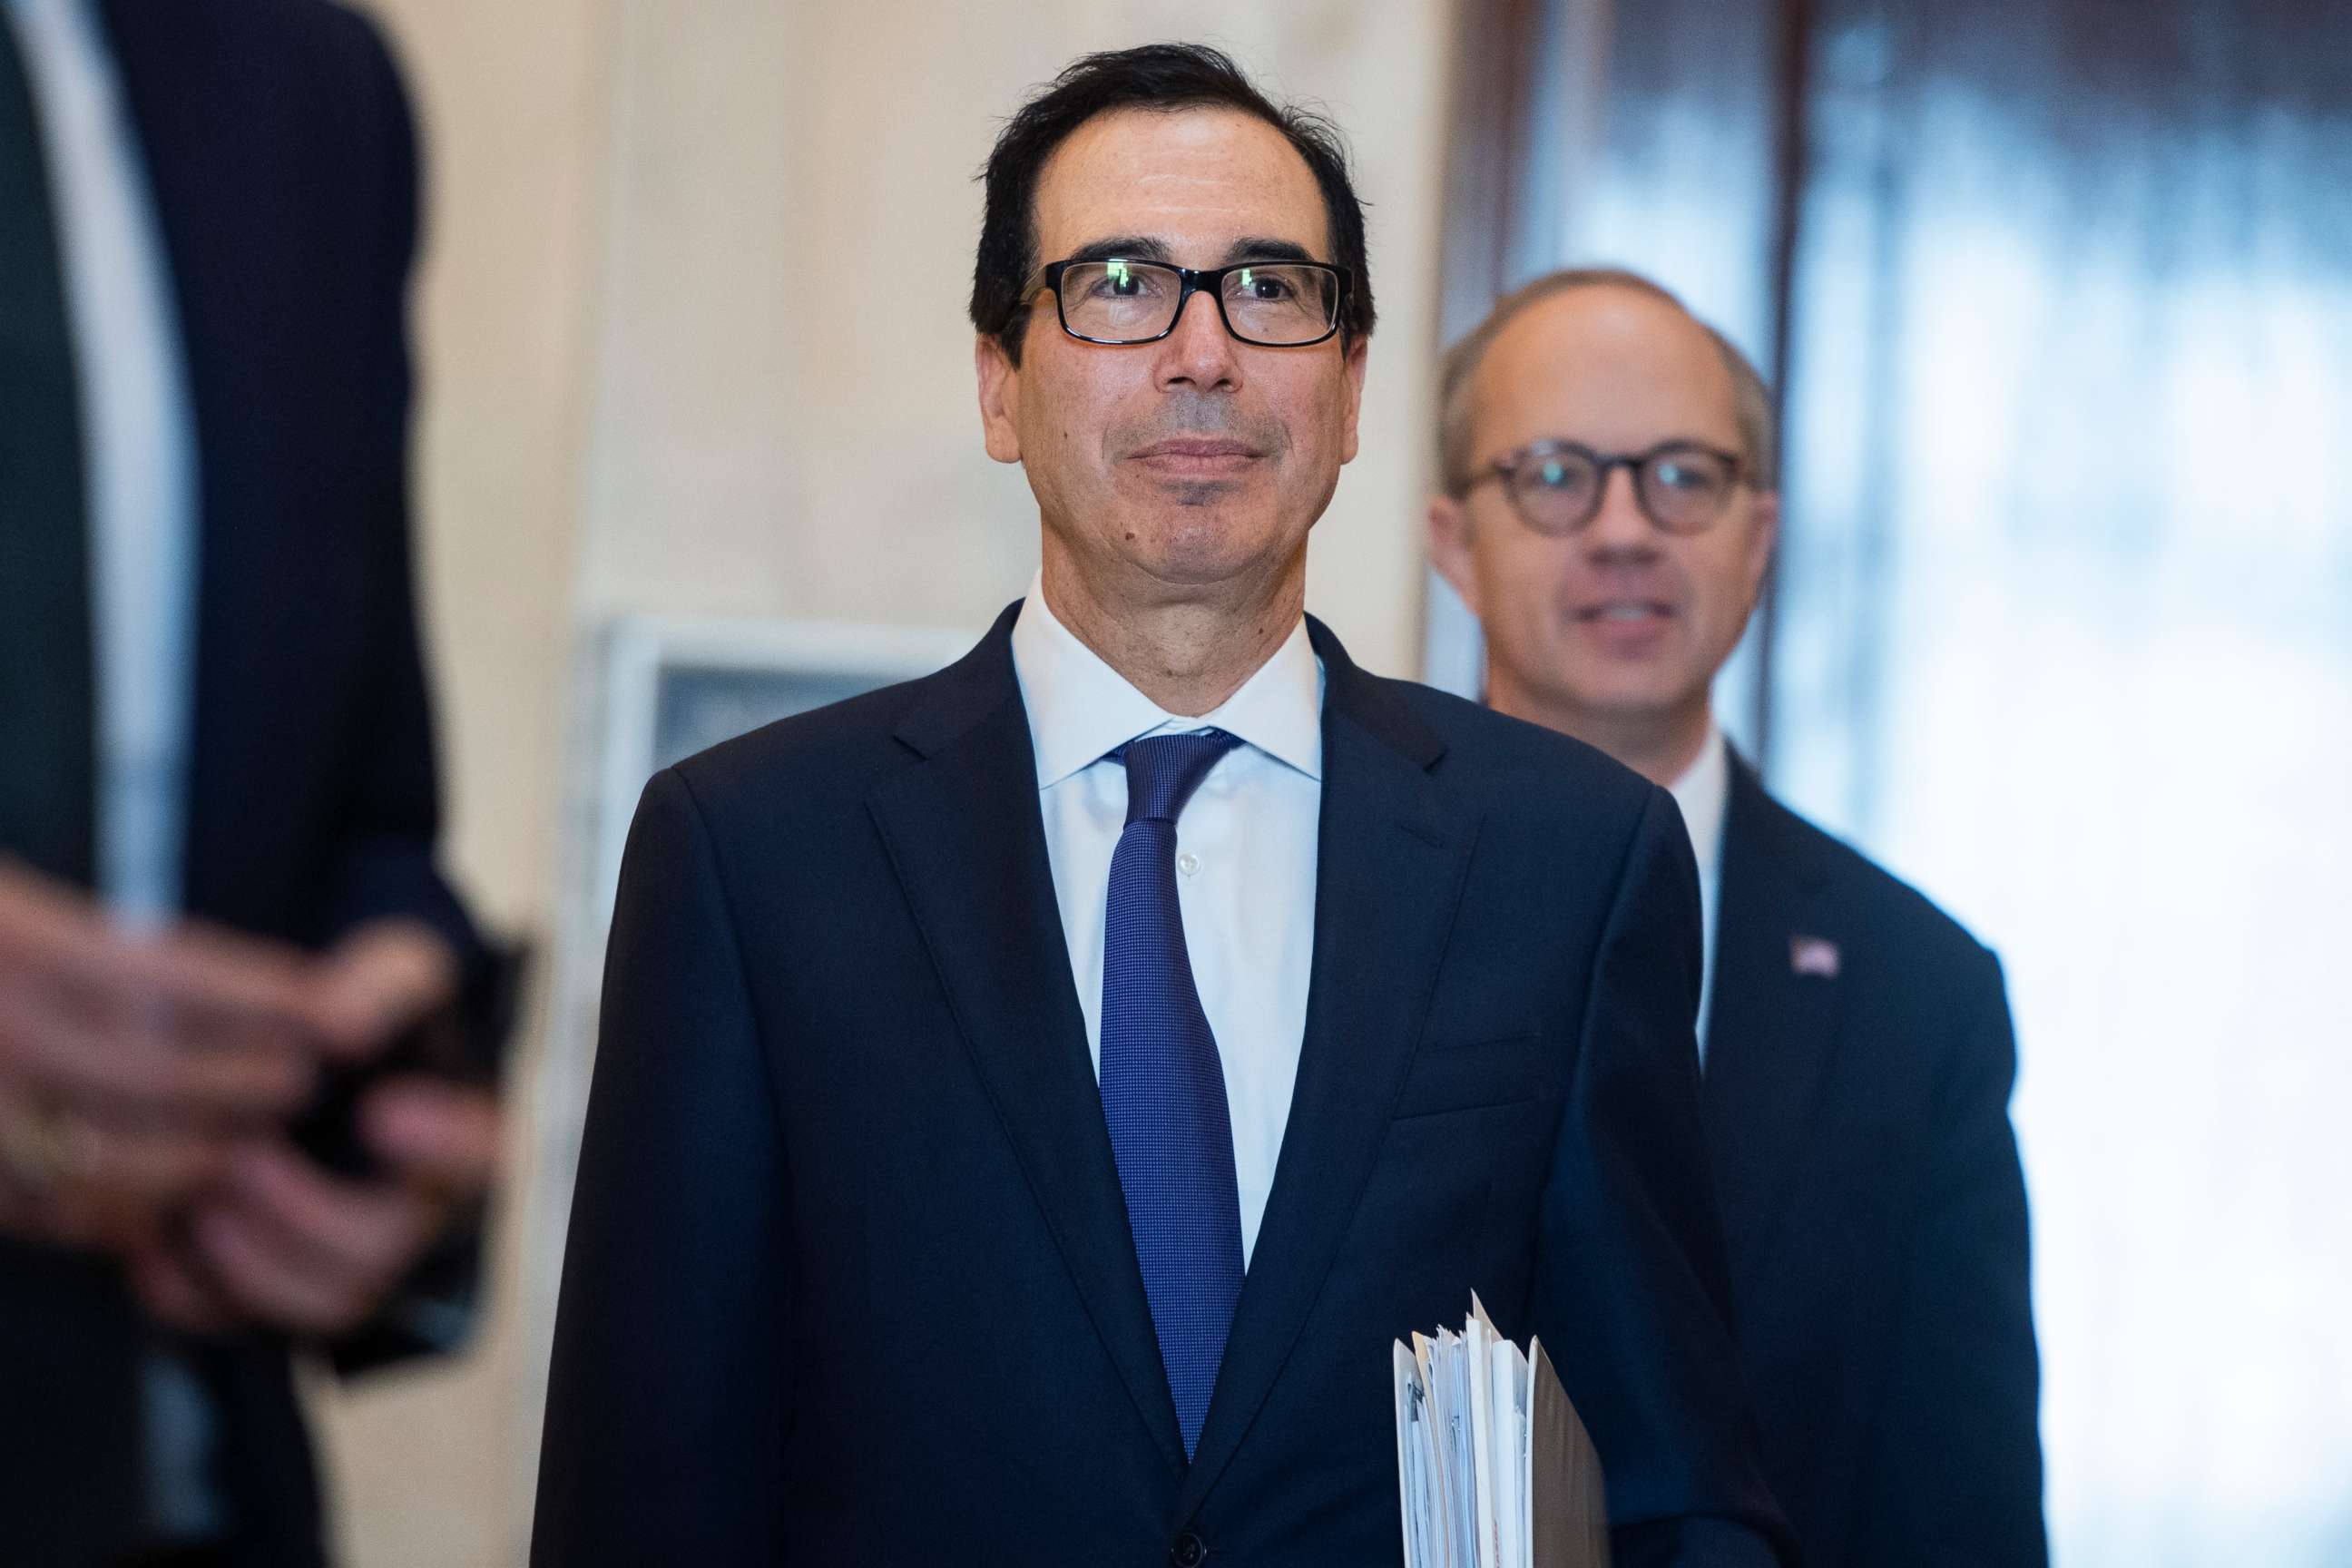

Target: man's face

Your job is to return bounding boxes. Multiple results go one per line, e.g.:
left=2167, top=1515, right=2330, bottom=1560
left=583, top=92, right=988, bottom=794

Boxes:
left=977, top=108, right=1368, bottom=604
left=1428, top=287, right=1778, bottom=741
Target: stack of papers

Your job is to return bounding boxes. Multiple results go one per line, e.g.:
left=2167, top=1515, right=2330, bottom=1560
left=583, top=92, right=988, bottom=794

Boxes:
left=1392, top=1296, right=1610, bottom=1568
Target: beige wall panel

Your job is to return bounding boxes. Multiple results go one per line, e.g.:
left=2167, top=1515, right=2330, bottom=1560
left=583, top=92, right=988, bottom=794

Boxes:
left=301, top=1, right=608, bottom=1565
left=580, top=1, right=1453, bottom=671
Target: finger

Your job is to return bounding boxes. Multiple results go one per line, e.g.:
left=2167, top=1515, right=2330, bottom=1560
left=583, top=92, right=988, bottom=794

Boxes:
left=307, top=922, right=460, bottom=1062
left=34, top=1180, right=172, bottom=1254
left=359, top=1080, right=501, bottom=1197
left=132, top=926, right=317, bottom=1044
left=0, top=981, right=315, bottom=1122
left=0, top=1092, right=256, bottom=1250
left=189, top=1203, right=379, bottom=1336
left=126, top=1240, right=243, bottom=1336
left=0, top=907, right=318, bottom=1122
left=0, top=861, right=110, bottom=955
left=234, top=1143, right=439, bottom=1268
left=29, top=905, right=318, bottom=1055
left=74, top=1121, right=256, bottom=1208
left=209, top=1147, right=439, bottom=1316
left=0, top=1165, right=128, bottom=1252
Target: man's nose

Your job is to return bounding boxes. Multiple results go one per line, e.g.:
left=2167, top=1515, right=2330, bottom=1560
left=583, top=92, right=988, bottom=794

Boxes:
left=1583, top=466, right=1657, bottom=556
left=1155, top=288, right=1241, bottom=390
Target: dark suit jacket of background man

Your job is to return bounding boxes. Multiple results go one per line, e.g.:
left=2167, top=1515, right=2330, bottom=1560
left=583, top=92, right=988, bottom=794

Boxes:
left=1702, top=754, right=2045, bottom=1568
left=0, top=5, right=500, bottom=1566
left=535, top=604, right=1798, bottom=1568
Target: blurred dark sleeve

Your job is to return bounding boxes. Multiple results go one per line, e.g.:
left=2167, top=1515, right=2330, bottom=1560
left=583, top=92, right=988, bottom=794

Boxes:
left=1534, top=788, right=1798, bottom=1568
left=305, top=0, right=499, bottom=1024
left=1855, top=953, right=2047, bottom=1566
left=303, top=5, right=517, bottom=1376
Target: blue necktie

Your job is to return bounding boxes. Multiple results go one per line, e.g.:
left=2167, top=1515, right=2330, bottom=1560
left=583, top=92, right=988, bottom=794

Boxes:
left=1099, top=728, right=1247, bottom=1460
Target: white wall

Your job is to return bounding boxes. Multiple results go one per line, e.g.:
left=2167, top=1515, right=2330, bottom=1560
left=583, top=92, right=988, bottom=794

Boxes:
left=316, top=5, right=1455, bottom=1563
left=575, top=0, right=1455, bottom=662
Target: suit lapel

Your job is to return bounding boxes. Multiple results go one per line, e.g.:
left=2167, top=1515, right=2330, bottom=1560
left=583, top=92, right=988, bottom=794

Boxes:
left=865, top=607, right=1188, bottom=1475
left=1178, top=620, right=1476, bottom=1515
left=1701, top=755, right=1848, bottom=1282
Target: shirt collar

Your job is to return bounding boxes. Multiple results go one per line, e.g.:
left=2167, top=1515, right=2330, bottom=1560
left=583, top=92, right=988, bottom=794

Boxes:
left=1009, top=571, right=1324, bottom=790
left=1665, top=722, right=1730, bottom=876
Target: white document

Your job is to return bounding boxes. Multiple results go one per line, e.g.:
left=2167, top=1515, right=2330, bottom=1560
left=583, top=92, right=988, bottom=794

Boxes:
left=1465, top=1298, right=1500, bottom=1568
left=1439, top=1329, right=1478, bottom=1562
left=1396, top=1341, right=1446, bottom=1568
left=1393, top=1300, right=1612, bottom=1568
left=1492, top=1333, right=1526, bottom=1568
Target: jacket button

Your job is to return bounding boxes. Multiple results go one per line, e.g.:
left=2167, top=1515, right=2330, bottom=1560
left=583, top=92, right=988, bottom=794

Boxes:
left=1169, top=1530, right=1206, bottom=1567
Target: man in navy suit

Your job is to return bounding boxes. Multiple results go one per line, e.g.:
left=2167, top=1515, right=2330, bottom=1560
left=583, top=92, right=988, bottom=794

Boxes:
left=1, top=3, right=505, bottom=1563
left=1427, top=267, right=2047, bottom=1566
left=536, top=43, right=1793, bottom=1568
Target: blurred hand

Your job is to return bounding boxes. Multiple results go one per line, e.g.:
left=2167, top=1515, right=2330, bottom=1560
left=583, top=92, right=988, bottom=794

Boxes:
left=0, top=861, right=318, bottom=1250
left=1, top=870, right=501, bottom=1340
left=129, top=1078, right=500, bottom=1337
left=128, top=922, right=504, bottom=1338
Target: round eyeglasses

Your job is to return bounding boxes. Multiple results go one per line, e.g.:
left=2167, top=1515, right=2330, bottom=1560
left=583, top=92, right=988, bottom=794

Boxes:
left=1034, top=257, right=1348, bottom=348
left=1467, top=439, right=1748, bottom=535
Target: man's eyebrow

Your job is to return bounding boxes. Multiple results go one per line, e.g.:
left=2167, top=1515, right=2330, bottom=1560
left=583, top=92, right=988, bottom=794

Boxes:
left=1062, top=236, right=1175, bottom=264
left=1218, top=238, right=1317, bottom=267
left=1053, top=237, right=1326, bottom=269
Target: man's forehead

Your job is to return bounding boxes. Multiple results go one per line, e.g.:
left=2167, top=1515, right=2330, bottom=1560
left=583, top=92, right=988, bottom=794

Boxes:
left=1033, top=106, right=1329, bottom=260
left=1480, top=287, right=1740, bottom=445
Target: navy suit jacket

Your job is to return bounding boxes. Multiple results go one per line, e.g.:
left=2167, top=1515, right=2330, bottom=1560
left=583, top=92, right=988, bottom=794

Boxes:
left=535, top=606, right=1794, bottom=1566
left=1702, top=755, right=2045, bottom=1567
left=0, top=5, right=490, bottom=1565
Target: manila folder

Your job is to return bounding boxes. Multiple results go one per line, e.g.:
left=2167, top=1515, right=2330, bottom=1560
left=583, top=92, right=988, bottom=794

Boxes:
left=1527, top=1338, right=1611, bottom=1568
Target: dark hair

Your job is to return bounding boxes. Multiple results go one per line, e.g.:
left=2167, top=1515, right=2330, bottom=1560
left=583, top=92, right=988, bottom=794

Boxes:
left=970, top=43, right=1377, bottom=363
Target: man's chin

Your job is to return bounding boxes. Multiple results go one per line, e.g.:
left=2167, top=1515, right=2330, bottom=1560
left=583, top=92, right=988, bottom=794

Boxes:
left=1120, top=463, right=1263, bottom=515
left=1556, top=673, right=1701, bottom=730
left=1119, top=514, right=1292, bottom=583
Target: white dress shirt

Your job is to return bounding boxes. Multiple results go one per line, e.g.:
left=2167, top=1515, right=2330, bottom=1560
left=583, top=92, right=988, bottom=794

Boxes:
left=7, top=0, right=209, bottom=1538
left=1666, top=724, right=1730, bottom=1063
left=1009, top=575, right=1323, bottom=1269
left=6, top=0, right=198, bottom=927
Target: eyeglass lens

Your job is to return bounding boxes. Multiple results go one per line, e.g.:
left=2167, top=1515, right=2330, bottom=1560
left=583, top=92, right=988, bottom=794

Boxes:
left=1057, top=260, right=1338, bottom=345
left=1506, top=446, right=1737, bottom=534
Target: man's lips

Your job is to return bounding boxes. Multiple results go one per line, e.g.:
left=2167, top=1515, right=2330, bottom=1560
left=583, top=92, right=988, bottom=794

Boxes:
left=1573, top=599, right=1673, bottom=623
left=1129, top=437, right=1264, bottom=471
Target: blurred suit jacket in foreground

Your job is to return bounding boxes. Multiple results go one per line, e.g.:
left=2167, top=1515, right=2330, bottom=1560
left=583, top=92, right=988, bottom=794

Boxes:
left=0, top=3, right=505, bottom=1563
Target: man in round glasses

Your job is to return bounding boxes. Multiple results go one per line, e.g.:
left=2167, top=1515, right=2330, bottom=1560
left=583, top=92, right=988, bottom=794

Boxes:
left=540, top=45, right=1791, bottom=1568
left=1429, top=270, right=2046, bottom=1568
left=1427, top=272, right=1779, bottom=787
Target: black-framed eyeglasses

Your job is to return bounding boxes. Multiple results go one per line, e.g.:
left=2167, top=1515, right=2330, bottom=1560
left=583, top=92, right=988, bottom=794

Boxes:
left=1466, top=439, right=1748, bottom=536
left=1032, top=257, right=1349, bottom=348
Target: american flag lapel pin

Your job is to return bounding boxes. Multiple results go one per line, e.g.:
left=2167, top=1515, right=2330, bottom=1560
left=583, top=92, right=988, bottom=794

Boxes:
left=1790, top=935, right=1841, bottom=978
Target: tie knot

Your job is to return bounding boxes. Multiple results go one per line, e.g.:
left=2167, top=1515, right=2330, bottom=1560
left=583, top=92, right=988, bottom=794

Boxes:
left=1116, top=729, right=1241, bottom=827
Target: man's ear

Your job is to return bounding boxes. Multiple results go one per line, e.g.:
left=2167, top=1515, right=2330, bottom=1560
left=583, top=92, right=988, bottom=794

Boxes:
left=1742, top=488, right=1781, bottom=612
left=1426, top=492, right=1481, bottom=617
left=975, top=334, right=1023, bottom=465
left=1338, top=333, right=1371, bottom=465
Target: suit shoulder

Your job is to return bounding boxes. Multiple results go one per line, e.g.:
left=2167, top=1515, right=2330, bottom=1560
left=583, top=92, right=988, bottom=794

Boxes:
left=1764, top=792, right=2000, bottom=983
left=1385, top=678, right=1660, bottom=826
left=223, top=0, right=405, bottom=87
left=662, top=665, right=946, bottom=820
left=309, top=5, right=416, bottom=142
left=211, top=0, right=416, bottom=217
